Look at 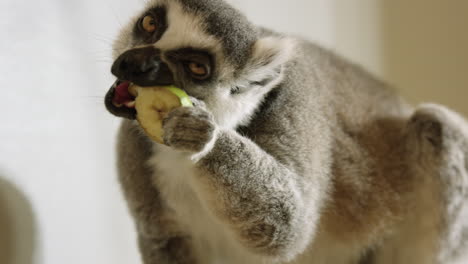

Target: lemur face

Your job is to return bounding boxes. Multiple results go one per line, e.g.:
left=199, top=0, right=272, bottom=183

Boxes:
left=105, top=0, right=294, bottom=129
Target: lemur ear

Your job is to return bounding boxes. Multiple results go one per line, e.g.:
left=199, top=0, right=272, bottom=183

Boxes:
left=246, top=36, right=296, bottom=79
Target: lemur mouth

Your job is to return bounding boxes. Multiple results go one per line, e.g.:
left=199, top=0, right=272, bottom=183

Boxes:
left=105, top=79, right=137, bottom=120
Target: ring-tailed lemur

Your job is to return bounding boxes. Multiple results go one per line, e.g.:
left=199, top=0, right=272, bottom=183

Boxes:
left=104, top=0, right=468, bottom=263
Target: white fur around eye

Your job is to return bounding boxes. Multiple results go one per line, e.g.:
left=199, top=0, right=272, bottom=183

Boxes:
left=153, top=1, right=222, bottom=52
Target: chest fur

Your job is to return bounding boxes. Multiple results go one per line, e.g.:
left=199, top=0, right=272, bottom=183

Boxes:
left=148, top=145, right=262, bottom=263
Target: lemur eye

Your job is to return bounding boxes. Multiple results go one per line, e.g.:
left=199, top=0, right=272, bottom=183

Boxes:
left=141, top=15, right=157, bottom=33
left=187, top=62, right=209, bottom=79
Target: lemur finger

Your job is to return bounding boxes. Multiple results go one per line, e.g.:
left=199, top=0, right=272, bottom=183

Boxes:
left=189, top=96, right=208, bottom=110
left=163, top=107, right=213, bottom=126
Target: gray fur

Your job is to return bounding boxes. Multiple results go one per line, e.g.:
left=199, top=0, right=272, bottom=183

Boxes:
left=406, top=105, right=468, bottom=263
left=175, top=0, right=257, bottom=68
left=109, top=0, right=468, bottom=263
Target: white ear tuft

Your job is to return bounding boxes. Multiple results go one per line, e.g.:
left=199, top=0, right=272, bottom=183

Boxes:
left=250, top=36, right=296, bottom=71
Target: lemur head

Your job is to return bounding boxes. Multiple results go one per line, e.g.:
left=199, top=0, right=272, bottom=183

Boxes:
left=105, top=0, right=295, bottom=129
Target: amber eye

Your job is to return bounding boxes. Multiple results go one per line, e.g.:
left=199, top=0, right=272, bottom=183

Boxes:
left=141, top=15, right=157, bottom=33
left=187, top=62, right=208, bottom=77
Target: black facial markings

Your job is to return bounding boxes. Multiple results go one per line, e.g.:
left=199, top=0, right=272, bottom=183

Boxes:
left=112, top=47, right=175, bottom=87
left=165, top=48, right=215, bottom=84
left=176, top=0, right=258, bottom=68
left=132, top=6, right=168, bottom=44
left=230, top=86, right=242, bottom=95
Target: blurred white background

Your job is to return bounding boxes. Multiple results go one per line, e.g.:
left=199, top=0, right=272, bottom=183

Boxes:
left=0, top=0, right=467, bottom=263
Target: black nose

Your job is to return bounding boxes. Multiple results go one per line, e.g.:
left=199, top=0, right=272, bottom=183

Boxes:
left=111, top=47, right=174, bottom=86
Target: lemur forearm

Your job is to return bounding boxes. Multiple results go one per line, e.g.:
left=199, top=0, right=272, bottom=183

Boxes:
left=193, top=129, right=316, bottom=258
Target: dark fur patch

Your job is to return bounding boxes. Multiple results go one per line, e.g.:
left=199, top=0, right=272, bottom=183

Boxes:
left=409, top=111, right=444, bottom=152
left=359, top=249, right=376, bottom=264
left=165, top=48, right=216, bottom=85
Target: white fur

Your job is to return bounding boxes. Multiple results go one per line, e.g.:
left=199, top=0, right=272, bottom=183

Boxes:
left=148, top=144, right=269, bottom=264
left=247, top=37, right=296, bottom=80
left=154, top=1, right=222, bottom=52
left=418, top=103, right=468, bottom=136
left=207, top=37, right=296, bottom=130
left=190, top=127, right=219, bottom=163
left=206, top=84, right=272, bottom=130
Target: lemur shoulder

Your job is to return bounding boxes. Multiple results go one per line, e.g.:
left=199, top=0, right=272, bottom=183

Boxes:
left=104, top=0, right=468, bottom=263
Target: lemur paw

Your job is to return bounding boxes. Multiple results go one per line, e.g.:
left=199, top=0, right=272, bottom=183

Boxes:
left=163, top=106, right=217, bottom=153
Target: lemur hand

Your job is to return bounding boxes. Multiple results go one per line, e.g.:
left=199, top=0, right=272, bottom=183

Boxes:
left=163, top=104, right=217, bottom=153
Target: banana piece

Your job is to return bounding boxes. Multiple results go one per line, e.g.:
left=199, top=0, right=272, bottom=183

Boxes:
left=130, top=85, right=193, bottom=144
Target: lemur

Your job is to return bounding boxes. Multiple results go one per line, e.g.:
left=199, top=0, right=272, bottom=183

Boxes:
left=104, top=0, right=468, bottom=263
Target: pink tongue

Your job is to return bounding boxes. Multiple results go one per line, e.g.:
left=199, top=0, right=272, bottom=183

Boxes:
left=113, top=81, right=133, bottom=106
